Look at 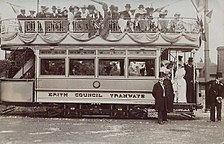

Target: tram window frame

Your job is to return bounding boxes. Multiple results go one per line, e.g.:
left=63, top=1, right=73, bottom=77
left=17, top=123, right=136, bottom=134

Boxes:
left=98, top=58, right=125, bottom=77
left=69, top=58, right=95, bottom=77
left=128, top=58, right=156, bottom=77
left=40, top=58, right=66, bottom=76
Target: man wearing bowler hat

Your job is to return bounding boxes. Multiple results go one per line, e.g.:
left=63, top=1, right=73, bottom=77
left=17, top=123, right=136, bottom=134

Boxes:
left=120, top=4, right=131, bottom=20
left=201, top=72, right=224, bottom=122
left=184, top=57, right=195, bottom=103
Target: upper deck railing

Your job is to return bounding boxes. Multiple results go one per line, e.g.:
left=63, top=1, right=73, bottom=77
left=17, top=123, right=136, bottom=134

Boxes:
left=1, top=17, right=200, bottom=34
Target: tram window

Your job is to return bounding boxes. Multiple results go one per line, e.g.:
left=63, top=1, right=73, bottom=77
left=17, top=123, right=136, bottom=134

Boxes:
left=99, top=59, right=124, bottom=76
left=69, top=59, right=94, bottom=76
left=128, top=59, right=155, bottom=76
left=41, top=59, right=65, bottom=75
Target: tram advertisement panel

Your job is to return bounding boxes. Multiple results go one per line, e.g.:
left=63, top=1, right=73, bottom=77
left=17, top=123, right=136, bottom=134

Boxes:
left=36, top=91, right=155, bottom=104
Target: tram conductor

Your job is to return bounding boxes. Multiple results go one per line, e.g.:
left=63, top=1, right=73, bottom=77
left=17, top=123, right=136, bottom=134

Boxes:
left=201, top=72, right=224, bottom=122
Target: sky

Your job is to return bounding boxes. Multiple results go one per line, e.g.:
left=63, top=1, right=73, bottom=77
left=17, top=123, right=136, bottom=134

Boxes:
left=0, top=0, right=223, bottom=63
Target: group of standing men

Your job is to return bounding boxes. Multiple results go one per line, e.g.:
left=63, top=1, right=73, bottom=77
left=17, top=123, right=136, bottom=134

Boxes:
left=153, top=57, right=224, bottom=124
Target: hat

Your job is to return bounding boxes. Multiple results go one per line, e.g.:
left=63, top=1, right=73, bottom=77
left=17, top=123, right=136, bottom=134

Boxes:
left=73, top=6, right=79, bottom=10
left=62, top=7, right=68, bottom=12
left=87, top=5, right=95, bottom=10
left=29, top=10, right=36, bottom=13
left=81, top=5, right=87, bottom=9
left=115, top=6, right=118, bottom=11
left=138, top=4, right=144, bottom=9
left=159, top=10, right=167, bottom=16
left=174, top=13, right=181, bottom=17
left=41, top=6, right=49, bottom=11
left=41, top=6, right=47, bottom=10
left=20, top=9, right=25, bottom=12
left=52, top=6, right=57, bottom=9
left=160, top=67, right=170, bottom=76
left=188, top=57, right=193, bottom=62
left=109, top=5, right=116, bottom=10
left=69, top=6, right=74, bottom=11
left=178, top=55, right=183, bottom=61
left=146, top=7, right=154, bottom=12
left=216, top=72, right=223, bottom=78
left=161, top=60, right=170, bottom=66
left=125, top=4, right=131, bottom=8
left=57, top=6, right=61, bottom=10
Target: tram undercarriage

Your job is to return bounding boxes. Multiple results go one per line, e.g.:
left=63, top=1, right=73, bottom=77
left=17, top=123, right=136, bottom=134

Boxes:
left=0, top=101, right=202, bottom=119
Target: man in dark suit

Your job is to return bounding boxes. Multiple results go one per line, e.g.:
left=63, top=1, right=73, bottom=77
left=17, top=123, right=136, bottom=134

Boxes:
left=201, top=72, right=224, bottom=122
left=36, top=6, right=48, bottom=18
left=120, top=4, right=131, bottom=20
left=184, top=57, right=195, bottom=103
left=50, top=6, right=57, bottom=19
left=152, top=70, right=174, bottom=124
left=17, top=9, right=26, bottom=19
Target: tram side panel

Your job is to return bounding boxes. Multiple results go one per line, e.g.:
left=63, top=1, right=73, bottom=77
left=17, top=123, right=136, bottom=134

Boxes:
left=35, top=78, right=157, bottom=105
left=0, top=80, right=34, bottom=103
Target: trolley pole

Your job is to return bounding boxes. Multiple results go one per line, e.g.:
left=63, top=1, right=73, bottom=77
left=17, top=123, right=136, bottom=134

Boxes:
left=37, top=0, right=39, bottom=13
left=204, top=0, right=210, bottom=111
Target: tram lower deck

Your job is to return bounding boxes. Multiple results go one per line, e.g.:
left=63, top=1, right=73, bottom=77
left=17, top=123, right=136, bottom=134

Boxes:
left=0, top=46, right=202, bottom=118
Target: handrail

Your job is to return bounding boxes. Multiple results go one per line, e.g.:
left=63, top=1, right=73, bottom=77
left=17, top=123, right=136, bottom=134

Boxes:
left=0, top=17, right=200, bottom=34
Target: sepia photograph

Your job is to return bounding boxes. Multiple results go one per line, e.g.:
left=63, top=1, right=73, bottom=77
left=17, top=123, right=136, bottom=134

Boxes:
left=0, top=0, right=224, bottom=143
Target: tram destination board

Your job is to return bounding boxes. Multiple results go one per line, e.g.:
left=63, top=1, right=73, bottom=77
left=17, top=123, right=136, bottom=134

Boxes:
left=37, top=91, right=155, bottom=104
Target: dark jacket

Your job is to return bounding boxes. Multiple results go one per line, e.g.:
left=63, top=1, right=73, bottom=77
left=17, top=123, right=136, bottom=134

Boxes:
left=36, top=12, right=46, bottom=19
left=184, top=64, right=194, bottom=81
left=120, top=10, right=131, bottom=20
left=152, top=81, right=167, bottom=111
left=201, top=80, right=224, bottom=105
left=164, top=79, right=175, bottom=112
left=17, top=14, right=26, bottom=19
left=50, top=13, right=58, bottom=19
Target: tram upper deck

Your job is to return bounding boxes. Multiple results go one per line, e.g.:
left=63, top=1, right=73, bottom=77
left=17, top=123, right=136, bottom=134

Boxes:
left=0, top=17, right=200, bottom=50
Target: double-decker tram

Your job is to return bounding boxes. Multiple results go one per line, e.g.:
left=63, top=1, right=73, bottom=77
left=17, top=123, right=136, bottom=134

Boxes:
left=0, top=2, right=203, bottom=118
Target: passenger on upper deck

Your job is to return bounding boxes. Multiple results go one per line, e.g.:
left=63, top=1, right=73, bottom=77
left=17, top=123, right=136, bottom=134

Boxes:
left=145, top=7, right=154, bottom=32
left=80, top=5, right=89, bottom=19
left=108, top=5, right=119, bottom=20
left=158, top=10, right=169, bottom=32
left=17, top=9, right=26, bottom=19
left=56, top=7, right=63, bottom=18
left=68, top=6, right=74, bottom=31
left=36, top=6, right=48, bottom=18
left=169, top=13, right=185, bottom=33
left=135, top=4, right=146, bottom=19
left=62, top=7, right=68, bottom=19
left=74, top=6, right=81, bottom=20
left=50, top=6, right=57, bottom=19
left=27, top=10, right=36, bottom=19
left=135, top=4, right=147, bottom=32
left=120, top=4, right=131, bottom=20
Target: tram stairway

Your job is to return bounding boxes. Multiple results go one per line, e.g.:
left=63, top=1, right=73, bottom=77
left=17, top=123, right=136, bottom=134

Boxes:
left=13, top=57, right=34, bottom=78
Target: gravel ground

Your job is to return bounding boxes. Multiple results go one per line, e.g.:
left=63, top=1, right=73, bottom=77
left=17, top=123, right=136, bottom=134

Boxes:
left=0, top=108, right=224, bottom=144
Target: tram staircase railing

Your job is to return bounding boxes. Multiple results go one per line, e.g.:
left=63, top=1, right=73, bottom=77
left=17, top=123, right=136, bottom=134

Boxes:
left=13, top=57, right=34, bottom=79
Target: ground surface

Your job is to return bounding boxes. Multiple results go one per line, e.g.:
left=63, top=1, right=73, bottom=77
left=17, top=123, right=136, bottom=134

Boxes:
left=0, top=108, right=224, bottom=144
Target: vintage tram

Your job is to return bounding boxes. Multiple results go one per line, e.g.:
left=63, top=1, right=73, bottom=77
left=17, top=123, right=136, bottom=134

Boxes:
left=0, top=3, right=202, bottom=118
